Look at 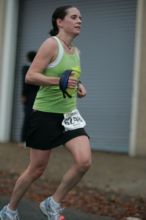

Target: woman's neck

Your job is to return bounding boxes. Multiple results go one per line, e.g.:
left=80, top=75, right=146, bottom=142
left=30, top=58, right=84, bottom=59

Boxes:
left=57, top=34, right=73, bottom=50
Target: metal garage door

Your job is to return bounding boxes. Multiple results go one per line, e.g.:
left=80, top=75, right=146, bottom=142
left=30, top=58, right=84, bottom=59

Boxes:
left=12, top=0, right=137, bottom=152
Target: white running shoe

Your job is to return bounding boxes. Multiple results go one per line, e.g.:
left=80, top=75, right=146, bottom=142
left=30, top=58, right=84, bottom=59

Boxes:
left=0, top=206, right=19, bottom=220
left=40, top=197, right=65, bottom=220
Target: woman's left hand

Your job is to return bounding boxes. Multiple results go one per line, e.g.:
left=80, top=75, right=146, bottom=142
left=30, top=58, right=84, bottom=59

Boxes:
left=77, top=83, right=87, bottom=98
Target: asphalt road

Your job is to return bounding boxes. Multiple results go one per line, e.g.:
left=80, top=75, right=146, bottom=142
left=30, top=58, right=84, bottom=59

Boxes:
left=0, top=197, right=114, bottom=220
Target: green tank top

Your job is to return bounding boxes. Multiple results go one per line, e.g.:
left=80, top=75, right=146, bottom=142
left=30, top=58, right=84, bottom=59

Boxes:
left=33, top=36, right=81, bottom=113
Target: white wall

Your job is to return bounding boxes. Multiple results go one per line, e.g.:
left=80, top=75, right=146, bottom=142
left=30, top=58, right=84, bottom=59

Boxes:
left=0, top=0, right=19, bottom=141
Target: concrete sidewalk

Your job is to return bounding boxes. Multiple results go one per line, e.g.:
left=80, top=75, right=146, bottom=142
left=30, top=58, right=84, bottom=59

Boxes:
left=1, top=142, right=146, bottom=197
left=0, top=142, right=146, bottom=219
left=0, top=197, right=114, bottom=220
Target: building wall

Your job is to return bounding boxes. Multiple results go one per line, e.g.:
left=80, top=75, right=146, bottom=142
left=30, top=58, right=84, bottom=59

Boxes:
left=0, top=0, right=145, bottom=157
left=0, top=0, right=5, bottom=84
left=0, top=0, right=19, bottom=141
left=12, top=0, right=137, bottom=153
left=136, top=0, right=146, bottom=156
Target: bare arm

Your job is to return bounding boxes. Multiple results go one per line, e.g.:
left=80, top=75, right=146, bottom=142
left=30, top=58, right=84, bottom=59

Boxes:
left=25, top=37, right=78, bottom=89
left=25, top=38, right=59, bottom=86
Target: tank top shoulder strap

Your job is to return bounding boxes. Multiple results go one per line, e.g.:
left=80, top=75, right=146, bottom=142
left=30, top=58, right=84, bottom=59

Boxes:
left=48, top=36, right=64, bottom=68
left=74, top=47, right=80, bottom=60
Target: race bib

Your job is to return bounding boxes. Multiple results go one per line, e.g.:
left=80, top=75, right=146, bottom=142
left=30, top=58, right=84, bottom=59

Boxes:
left=62, top=109, right=86, bottom=131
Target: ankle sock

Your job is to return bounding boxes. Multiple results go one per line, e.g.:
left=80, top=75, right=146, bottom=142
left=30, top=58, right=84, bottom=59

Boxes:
left=7, top=204, right=17, bottom=215
left=50, top=196, right=60, bottom=208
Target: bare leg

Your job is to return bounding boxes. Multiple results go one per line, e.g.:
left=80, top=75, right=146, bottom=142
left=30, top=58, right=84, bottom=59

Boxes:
left=9, top=148, right=51, bottom=210
left=53, top=136, right=92, bottom=203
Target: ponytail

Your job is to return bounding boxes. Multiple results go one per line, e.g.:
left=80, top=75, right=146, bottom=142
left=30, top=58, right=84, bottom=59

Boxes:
left=49, top=5, right=73, bottom=36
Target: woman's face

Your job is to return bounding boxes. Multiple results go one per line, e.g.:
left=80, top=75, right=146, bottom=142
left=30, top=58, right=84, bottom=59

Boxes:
left=58, top=7, right=82, bottom=36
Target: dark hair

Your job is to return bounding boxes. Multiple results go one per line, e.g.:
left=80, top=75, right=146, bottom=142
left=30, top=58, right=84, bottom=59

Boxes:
left=27, top=51, right=36, bottom=62
left=49, top=5, right=73, bottom=36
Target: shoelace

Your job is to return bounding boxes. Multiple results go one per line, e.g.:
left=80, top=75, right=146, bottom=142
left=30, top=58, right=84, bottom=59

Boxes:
left=44, top=199, right=64, bottom=219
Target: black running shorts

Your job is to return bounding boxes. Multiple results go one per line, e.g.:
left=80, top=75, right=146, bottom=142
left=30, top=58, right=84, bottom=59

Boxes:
left=26, top=110, right=89, bottom=150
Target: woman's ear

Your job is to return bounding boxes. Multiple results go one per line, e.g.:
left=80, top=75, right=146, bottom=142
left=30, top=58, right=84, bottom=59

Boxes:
left=56, top=18, right=63, bottom=28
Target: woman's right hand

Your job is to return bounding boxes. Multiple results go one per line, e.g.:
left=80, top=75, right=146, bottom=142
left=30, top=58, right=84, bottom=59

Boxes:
left=67, top=76, right=78, bottom=88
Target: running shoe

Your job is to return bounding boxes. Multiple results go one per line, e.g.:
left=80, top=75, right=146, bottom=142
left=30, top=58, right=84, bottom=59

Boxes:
left=0, top=206, right=19, bottom=220
left=40, top=197, right=65, bottom=220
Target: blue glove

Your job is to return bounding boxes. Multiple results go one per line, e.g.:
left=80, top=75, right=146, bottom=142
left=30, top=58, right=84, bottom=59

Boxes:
left=59, top=70, right=72, bottom=98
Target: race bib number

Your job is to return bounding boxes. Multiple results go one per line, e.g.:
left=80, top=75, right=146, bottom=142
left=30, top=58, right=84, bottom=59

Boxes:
left=62, top=109, right=86, bottom=131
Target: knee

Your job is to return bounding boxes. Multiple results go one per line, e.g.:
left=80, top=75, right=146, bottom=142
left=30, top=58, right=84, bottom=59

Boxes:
left=33, top=167, right=45, bottom=179
left=76, top=157, right=92, bottom=174
left=28, top=164, right=46, bottom=180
